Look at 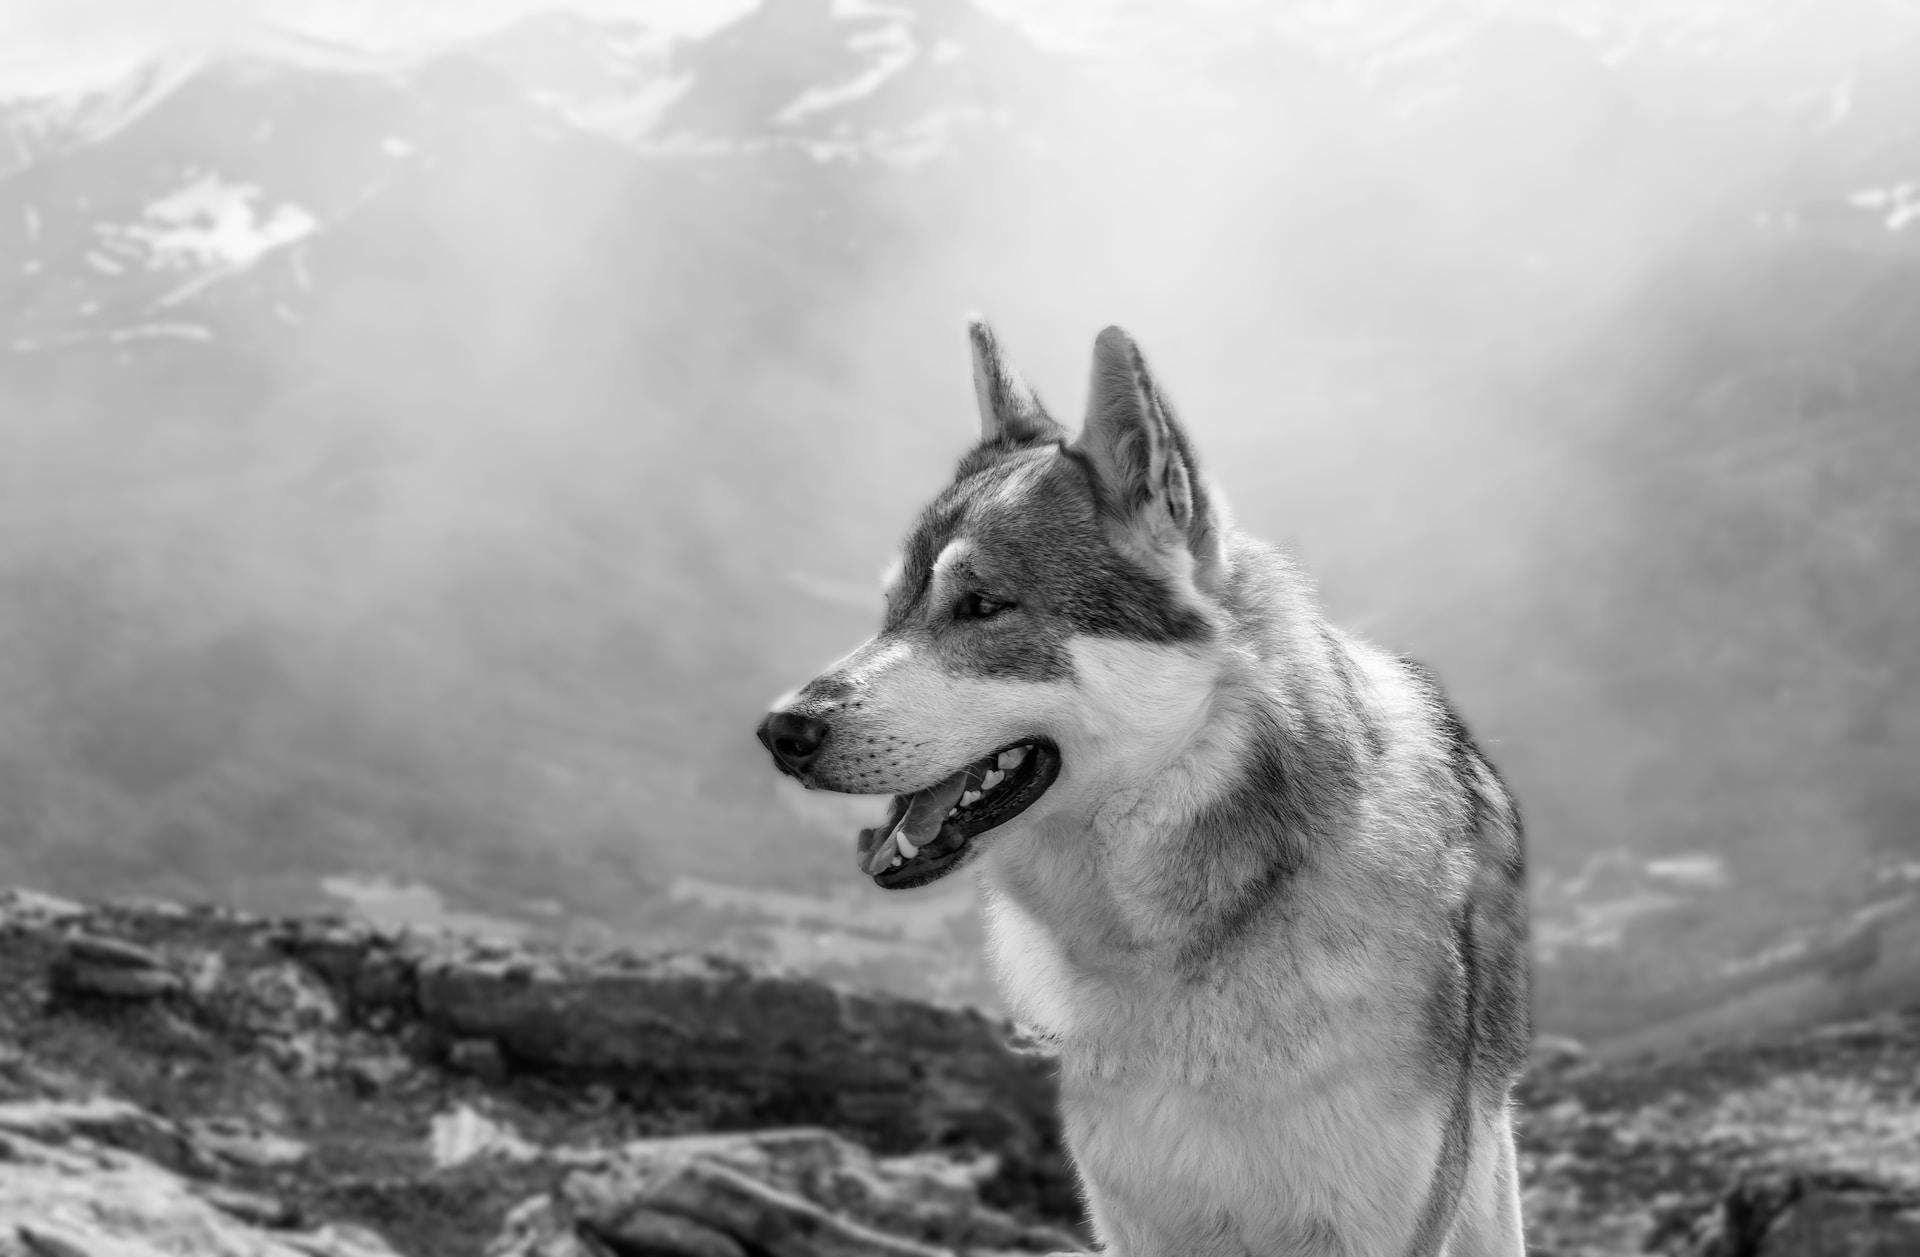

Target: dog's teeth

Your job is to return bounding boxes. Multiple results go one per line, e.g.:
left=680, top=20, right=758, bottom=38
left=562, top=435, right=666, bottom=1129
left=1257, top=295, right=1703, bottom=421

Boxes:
left=960, top=789, right=982, bottom=807
left=897, top=833, right=920, bottom=859
left=890, top=855, right=902, bottom=867
left=998, top=747, right=1027, bottom=770
left=982, top=769, right=1004, bottom=790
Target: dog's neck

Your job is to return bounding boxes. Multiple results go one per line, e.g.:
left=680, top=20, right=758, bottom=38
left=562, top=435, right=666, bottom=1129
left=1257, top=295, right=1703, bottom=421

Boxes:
left=978, top=553, right=1375, bottom=1046
left=982, top=651, right=1272, bottom=937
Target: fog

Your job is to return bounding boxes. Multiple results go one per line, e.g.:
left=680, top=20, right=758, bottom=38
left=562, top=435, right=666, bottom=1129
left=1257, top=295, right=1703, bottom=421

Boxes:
left=0, top=0, right=1915, bottom=1050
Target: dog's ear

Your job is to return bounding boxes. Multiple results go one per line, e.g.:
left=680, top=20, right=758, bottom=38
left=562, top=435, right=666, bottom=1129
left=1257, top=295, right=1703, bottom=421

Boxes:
left=1075, top=326, right=1226, bottom=594
left=969, top=316, right=1064, bottom=445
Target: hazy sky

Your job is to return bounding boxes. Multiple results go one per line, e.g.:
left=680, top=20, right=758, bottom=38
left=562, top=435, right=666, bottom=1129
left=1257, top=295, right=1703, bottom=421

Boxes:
left=0, top=0, right=1260, bottom=93
left=0, top=0, right=751, bottom=91
left=5, top=0, right=1905, bottom=107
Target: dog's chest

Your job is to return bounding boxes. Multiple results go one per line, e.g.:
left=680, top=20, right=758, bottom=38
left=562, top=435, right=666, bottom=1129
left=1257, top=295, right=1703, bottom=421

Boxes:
left=1063, top=1058, right=1443, bottom=1255
left=983, top=860, right=1358, bottom=1064
left=983, top=878, right=1444, bottom=1251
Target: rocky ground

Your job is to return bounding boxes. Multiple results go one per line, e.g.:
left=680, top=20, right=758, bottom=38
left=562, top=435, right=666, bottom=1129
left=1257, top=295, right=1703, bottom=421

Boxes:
left=0, top=889, right=1916, bottom=1257
left=1520, top=1024, right=1920, bottom=1256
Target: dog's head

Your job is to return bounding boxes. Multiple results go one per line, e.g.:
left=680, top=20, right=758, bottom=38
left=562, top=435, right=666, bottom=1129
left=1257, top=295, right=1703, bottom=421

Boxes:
left=757, top=320, right=1230, bottom=889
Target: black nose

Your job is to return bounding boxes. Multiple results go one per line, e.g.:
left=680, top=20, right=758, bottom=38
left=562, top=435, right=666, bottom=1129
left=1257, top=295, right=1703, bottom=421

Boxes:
left=757, top=711, right=830, bottom=778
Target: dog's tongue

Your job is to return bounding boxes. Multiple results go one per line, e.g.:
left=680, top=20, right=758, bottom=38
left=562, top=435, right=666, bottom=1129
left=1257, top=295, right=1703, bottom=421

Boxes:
left=857, top=768, right=971, bottom=877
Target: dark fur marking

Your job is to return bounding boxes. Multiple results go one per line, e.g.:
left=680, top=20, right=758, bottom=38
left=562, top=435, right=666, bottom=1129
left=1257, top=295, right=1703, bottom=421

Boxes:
left=1174, top=708, right=1315, bottom=970
left=877, top=445, right=1212, bottom=687
left=1403, top=908, right=1480, bottom=1257
left=1171, top=567, right=1371, bottom=969
left=1300, top=1217, right=1343, bottom=1257
left=1402, top=657, right=1532, bottom=1094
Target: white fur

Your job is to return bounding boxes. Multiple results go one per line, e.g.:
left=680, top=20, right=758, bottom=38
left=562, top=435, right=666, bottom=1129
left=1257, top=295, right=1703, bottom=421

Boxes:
left=931, top=538, right=972, bottom=581
left=967, top=636, right=1520, bottom=1257
left=804, top=632, right=1074, bottom=794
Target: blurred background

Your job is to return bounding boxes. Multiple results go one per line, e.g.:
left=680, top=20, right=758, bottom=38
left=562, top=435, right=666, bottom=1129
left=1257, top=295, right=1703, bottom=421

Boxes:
left=0, top=0, right=1914, bottom=1056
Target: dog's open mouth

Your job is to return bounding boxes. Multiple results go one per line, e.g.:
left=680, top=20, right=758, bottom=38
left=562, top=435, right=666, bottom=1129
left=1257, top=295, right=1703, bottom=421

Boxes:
left=856, top=740, right=1060, bottom=890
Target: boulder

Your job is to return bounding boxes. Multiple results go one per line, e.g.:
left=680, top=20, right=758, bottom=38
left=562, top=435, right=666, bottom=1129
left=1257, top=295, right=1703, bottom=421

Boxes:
left=0, top=1118, right=404, bottom=1257
left=49, top=936, right=184, bottom=1002
left=1677, top=1173, right=1920, bottom=1257
left=276, top=926, right=1068, bottom=1215
left=404, top=945, right=1056, bottom=1146
left=492, top=1129, right=1082, bottom=1257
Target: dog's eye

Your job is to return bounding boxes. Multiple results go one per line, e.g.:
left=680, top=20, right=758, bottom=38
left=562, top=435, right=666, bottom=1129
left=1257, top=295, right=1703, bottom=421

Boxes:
left=955, top=592, right=1014, bottom=621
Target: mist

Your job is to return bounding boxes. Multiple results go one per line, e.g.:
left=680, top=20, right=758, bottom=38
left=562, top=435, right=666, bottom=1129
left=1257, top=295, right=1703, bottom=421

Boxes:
left=0, top=0, right=1915, bottom=1050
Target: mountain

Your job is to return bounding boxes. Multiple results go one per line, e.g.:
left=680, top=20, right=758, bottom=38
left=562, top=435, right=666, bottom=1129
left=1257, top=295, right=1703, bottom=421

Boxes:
left=0, top=0, right=1917, bottom=1048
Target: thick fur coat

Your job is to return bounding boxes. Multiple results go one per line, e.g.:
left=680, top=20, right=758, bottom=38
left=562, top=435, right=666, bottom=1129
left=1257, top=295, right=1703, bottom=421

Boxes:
left=758, top=321, right=1530, bottom=1257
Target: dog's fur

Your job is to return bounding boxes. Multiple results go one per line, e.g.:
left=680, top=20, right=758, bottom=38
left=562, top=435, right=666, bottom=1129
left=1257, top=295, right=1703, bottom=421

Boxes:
left=760, top=321, right=1529, bottom=1257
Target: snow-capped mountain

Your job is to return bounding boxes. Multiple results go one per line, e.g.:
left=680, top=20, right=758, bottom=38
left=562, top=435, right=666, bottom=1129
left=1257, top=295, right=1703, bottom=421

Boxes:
left=1, top=0, right=1069, bottom=349
left=1, top=58, right=203, bottom=177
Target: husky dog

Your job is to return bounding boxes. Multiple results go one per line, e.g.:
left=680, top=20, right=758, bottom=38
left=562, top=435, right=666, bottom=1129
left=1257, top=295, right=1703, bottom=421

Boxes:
left=757, top=321, right=1529, bottom=1257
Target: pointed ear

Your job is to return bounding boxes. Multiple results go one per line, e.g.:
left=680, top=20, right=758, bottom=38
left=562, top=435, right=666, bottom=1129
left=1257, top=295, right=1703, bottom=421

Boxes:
left=1075, top=326, right=1227, bottom=594
left=969, top=316, right=1064, bottom=445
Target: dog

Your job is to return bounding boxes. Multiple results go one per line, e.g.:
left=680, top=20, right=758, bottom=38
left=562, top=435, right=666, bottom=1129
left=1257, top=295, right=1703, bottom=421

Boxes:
left=756, top=320, right=1529, bottom=1257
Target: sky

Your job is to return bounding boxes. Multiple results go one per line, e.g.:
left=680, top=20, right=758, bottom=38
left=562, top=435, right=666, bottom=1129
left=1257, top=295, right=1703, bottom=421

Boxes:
left=0, top=0, right=1277, bottom=94
left=0, top=0, right=754, bottom=92
left=5, top=0, right=1909, bottom=110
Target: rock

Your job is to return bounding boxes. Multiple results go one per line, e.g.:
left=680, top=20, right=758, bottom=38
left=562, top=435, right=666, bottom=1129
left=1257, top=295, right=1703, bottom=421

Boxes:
left=271, top=922, right=415, bottom=1016
left=12, top=1221, right=168, bottom=1257
left=264, top=919, right=1070, bottom=1214
left=547, top=1130, right=1076, bottom=1257
left=195, top=1184, right=300, bottom=1228
left=1673, top=1173, right=1920, bottom=1257
left=446, top=1037, right=509, bottom=1083
left=0, top=1099, right=205, bottom=1176
left=673, top=1130, right=1080, bottom=1253
left=428, top=1104, right=539, bottom=1169
left=0, top=888, right=85, bottom=930
left=186, top=1118, right=310, bottom=1169
left=487, top=1198, right=613, bottom=1257
left=339, top=1050, right=413, bottom=1096
left=570, top=1152, right=947, bottom=1257
left=0, top=1126, right=406, bottom=1257
left=58, top=936, right=169, bottom=973
left=49, top=936, right=182, bottom=1002
left=582, top=1207, right=747, bottom=1257
left=1758, top=1184, right=1920, bottom=1257
left=274, top=1226, right=410, bottom=1257
left=1521, top=1009, right=1920, bottom=1254
left=232, top=962, right=343, bottom=1036
left=401, top=944, right=1064, bottom=1209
